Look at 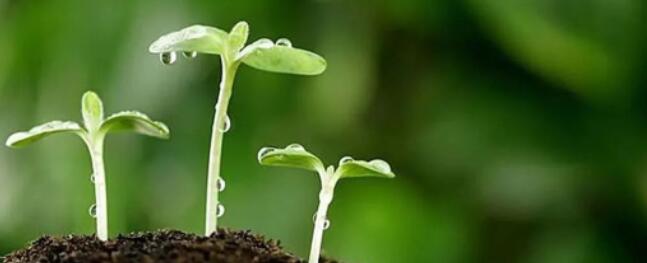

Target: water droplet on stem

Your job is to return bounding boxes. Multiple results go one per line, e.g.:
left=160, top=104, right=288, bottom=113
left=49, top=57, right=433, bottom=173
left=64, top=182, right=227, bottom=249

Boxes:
left=216, top=204, right=225, bottom=218
left=257, top=147, right=276, bottom=161
left=216, top=178, right=226, bottom=192
left=88, top=204, right=97, bottom=218
left=287, top=143, right=304, bottom=151
left=219, top=115, right=231, bottom=132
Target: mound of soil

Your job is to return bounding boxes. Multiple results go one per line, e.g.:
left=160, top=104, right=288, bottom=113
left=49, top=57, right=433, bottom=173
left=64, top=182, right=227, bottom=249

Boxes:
left=3, top=229, right=338, bottom=263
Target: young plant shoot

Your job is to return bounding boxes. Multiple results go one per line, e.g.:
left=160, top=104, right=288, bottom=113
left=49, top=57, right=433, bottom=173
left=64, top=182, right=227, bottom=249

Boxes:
left=257, top=144, right=395, bottom=263
left=149, top=21, right=327, bottom=235
left=5, top=91, right=169, bottom=241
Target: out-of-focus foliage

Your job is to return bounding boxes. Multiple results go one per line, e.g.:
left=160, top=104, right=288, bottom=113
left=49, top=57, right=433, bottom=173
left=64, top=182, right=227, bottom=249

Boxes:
left=1, top=0, right=646, bottom=262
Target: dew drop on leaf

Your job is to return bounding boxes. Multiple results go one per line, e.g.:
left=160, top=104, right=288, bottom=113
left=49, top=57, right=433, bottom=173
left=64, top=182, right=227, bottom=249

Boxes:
left=160, top=52, right=177, bottom=65
left=275, top=38, right=292, bottom=47
left=219, top=115, right=231, bottom=133
left=182, top=51, right=197, bottom=59
left=88, top=204, right=97, bottom=218
left=216, top=178, right=226, bottom=192
left=216, top=204, right=225, bottom=218
left=286, top=143, right=304, bottom=151
left=339, top=156, right=354, bottom=165
left=257, top=147, right=276, bottom=161
left=370, top=160, right=392, bottom=173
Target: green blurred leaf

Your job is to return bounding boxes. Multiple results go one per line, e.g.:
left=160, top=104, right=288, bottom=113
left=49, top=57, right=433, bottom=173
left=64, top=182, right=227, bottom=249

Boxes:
left=149, top=25, right=228, bottom=55
left=336, top=158, right=395, bottom=179
left=257, top=143, right=324, bottom=173
left=81, top=91, right=104, bottom=131
left=100, top=111, right=169, bottom=139
left=5, top=121, right=83, bottom=148
left=227, top=21, right=249, bottom=53
left=242, top=45, right=327, bottom=75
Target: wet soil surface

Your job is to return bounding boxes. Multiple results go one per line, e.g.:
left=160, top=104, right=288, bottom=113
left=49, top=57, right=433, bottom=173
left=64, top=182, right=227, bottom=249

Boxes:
left=3, top=229, right=338, bottom=263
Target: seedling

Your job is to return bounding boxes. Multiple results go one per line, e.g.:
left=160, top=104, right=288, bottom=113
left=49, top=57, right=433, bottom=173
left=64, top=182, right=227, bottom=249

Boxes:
left=5, top=91, right=169, bottom=241
left=257, top=143, right=395, bottom=263
left=149, top=21, right=327, bottom=235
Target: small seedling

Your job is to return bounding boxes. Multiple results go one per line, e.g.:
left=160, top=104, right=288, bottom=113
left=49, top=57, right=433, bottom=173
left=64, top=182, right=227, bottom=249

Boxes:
left=149, top=21, right=327, bottom=235
left=5, top=91, right=169, bottom=241
left=257, top=143, right=395, bottom=263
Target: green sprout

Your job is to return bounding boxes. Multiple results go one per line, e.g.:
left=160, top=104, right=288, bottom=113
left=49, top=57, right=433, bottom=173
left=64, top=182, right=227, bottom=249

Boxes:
left=257, top=143, right=395, bottom=263
left=149, top=21, right=327, bottom=235
left=5, top=91, right=169, bottom=241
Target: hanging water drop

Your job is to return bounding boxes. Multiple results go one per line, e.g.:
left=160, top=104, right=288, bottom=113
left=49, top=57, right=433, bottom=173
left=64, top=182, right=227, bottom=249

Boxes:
left=88, top=204, right=97, bottom=218
left=339, top=156, right=354, bottom=165
left=216, top=178, right=226, bottom=192
left=323, top=219, right=331, bottom=229
left=287, top=143, right=304, bottom=151
left=216, top=204, right=225, bottom=217
left=257, top=147, right=276, bottom=161
left=182, top=51, right=197, bottom=59
left=160, top=52, right=177, bottom=65
left=219, top=115, right=231, bottom=132
left=275, top=38, right=292, bottom=47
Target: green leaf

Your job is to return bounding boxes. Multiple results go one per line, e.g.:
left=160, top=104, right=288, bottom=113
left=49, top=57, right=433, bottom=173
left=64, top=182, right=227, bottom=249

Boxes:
left=257, top=143, right=324, bottom=173
left=242, top=45, right=327, bottom=75
left=5, top=121, right=83, bottom=148
left=227, top=21, right=249, bottom=53
left=149, top=25, right=228, bottom=55
left=81, top=91, right=104, bottom=131
left=336, top=158, right=395, bottom=179
left=99, top=111, right=169, bottom=139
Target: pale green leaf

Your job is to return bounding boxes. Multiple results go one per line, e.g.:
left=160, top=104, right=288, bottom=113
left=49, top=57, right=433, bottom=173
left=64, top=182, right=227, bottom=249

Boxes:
left=5, top=121, right=83, bottom=148
left=227, top=21, right=249, bottom=53
left=100, top=111, right=169, bottom=139
left=242, top=45, right=327, bottom=75
left=336, top=158, right=395, bottom=179
left=149, top=25, right=228, bottom=55
left=81, top=91, right=104, bottom=131
left=257, top=143, right=324, bottom=173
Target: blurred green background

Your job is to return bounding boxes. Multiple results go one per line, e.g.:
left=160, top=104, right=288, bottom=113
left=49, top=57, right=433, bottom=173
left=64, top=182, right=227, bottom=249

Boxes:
left=1, top=0, right=646, bottom=262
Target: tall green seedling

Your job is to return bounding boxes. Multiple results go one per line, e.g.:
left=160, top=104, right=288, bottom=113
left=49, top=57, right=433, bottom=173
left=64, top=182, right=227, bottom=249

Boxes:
left=149, top=21, right=327, bottom=235
left=257, top=144, right=395, bottom=263
left=5, top=91, right=169, bottom=241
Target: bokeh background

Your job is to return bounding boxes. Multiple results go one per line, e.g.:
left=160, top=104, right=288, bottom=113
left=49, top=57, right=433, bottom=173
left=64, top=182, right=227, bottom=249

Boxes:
left=1, top=0, right=646, bottom=262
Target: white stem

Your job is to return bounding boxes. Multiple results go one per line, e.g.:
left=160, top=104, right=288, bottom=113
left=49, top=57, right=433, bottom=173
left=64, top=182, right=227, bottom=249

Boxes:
left=86, top=136, right=108, bottom=241
left=205, top=57, right=238, bottom=236
left=309, top=173, right=336, bottom=263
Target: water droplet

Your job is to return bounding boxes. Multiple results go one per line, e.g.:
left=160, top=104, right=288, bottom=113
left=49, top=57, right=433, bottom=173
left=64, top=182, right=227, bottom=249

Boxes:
left=257, top=147, right=276, bottom=161
left=160, top=52, right=177, bottom=65
left=370, top=160, right=392, bottom=173
left=312, top=212, right=330, bottom=228
left=182, top=51, right=197, bottom=59
left=219, top=115, right=231, bottom=133
left=88, top=204, right=97, bottom=218
left=90, top=173, right=95, bottom=183
left=275, top=38, right=292, bottom=47
left=216, top=204, right=225, bottom=218
left=255, top=38, right=274, bottom=49
left=339, top=156, right=354, bottom=166
left=286, top=143, right=304, bottom=151
left=216, top=178, right=226, bottom=192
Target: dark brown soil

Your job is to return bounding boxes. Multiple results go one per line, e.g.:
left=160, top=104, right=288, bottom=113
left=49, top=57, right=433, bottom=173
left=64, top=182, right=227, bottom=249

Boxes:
left=3, top=229, right=338, bottom=263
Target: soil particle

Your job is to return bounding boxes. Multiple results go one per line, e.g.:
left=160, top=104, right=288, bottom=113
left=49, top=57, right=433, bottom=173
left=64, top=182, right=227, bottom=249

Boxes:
left=3, top=229, right=338, bottom=263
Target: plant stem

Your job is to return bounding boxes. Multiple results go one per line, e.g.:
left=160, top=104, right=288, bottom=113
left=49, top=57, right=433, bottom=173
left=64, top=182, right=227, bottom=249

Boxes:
left=205, top=57, right=239, bottom=236
left=309, top=178, right=335, bottom=263
left=86, top=136, right=108, bottom=241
